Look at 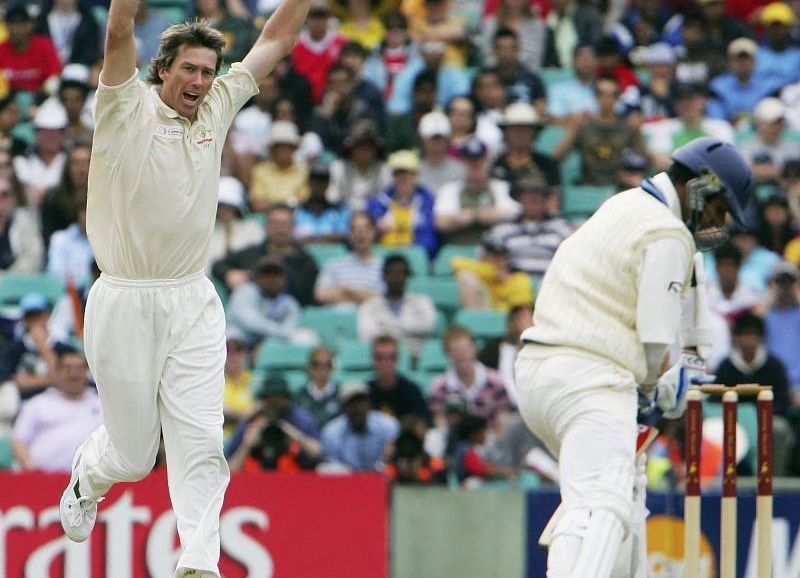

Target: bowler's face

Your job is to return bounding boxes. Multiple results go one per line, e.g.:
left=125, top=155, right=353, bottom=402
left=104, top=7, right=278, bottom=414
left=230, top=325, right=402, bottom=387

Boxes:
left=158, top=45, right=218, bottom=121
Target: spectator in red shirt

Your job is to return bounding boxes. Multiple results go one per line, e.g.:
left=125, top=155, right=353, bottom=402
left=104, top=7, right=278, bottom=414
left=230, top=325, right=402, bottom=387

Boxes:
left=452, top=414, right=516, bottom=487
left=291, top=0, right=348, bottom=104
left=0, top=4, right=62, bottom=95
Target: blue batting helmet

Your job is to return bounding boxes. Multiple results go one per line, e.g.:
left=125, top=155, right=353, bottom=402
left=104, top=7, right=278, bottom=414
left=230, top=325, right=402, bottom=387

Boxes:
left=670, top=137, right=754, bottom=225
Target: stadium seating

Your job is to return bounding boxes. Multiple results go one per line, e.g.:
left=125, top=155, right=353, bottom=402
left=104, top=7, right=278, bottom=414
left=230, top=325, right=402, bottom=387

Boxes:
left=301, top=307, right=357, bottom=345
left=375, top=245, right=430, bottom=277
left=418, top=339, right=448, bottom=374
left=452, top=310, right=506, bottom=342
left=305, top=243, right=348, bottom=268
left=0, top=273, right=66, bottom=308
left=0, top=437, right=12, bottom=469
left=432, top=244, right=480, bottom=276
left=255, top=341, right=313, bottom=371
left=408, top=277, right=460, bottom=314
left=561, top=185, right=615, bottom=220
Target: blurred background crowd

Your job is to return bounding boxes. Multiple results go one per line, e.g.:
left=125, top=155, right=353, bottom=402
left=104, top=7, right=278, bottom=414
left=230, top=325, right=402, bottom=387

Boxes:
left=0, top=0, right=798, bottom=490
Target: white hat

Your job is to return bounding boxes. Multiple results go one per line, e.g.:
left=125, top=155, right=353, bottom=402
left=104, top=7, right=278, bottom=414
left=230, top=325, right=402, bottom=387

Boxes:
left=419, top=111, right=451, bottom=139
left=270, top=121, right=300, bottom=146
left=218, top=176, right=247, bottom=213
left=501, top=102, right=541, bottom=127
left=388, top=149, right=420, bottom=172
left=33, top=99, right=68, bottom=130
left=754, top=97, right=785, bottom=123
left=727, top=37, right=758, bottom=57
left=420, top=41, right=447, bottom=54
left=61, top=63, right=91, bottom=85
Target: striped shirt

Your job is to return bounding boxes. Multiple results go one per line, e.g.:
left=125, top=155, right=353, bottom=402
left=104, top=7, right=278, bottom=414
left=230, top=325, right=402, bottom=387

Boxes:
left=314, top=253, right=384, bottom=299
left=486, top=217, right=575, bottom=276
left=428, top=363, right=514, bottom=424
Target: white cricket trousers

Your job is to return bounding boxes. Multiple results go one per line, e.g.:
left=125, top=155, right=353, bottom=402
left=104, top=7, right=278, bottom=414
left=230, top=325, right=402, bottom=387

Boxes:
left=76, top=271, right=229, bottom=578
left=516, top=347, right=640, bottom=577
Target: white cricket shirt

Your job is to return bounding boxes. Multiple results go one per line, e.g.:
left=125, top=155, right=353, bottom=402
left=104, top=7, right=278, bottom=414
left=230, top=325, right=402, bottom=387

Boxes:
left=87, top=64, right=259, bottom=279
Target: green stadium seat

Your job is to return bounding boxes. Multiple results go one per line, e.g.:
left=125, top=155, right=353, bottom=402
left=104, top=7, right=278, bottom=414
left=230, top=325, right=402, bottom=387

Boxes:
left=210, top=275, right=229, bottom=308
left=432, top=310, right=447, bottom=337
left=284, top=370, right=309, bottom=395
left=375, top=245, right=430, bottom=277
left=0, top=437, right=13, bottom=469
left=0, top=273, right=66, bottom=307
left=562, top=185, right=615, bottom=220
left=11, top=122, right=34, bottom=147
left=301, top=307, right=357, bottom=345
left=535, top=125, right=566, bottom=156
left=453, top=310, right=507, bottom=342
left=432, top=244, right=480, bottom=276
left=305, top=243, right=347, bottom=268
left=153, top=5, right=187, bottom=24
left=244, top=212, right=267, bottom=227
left=538, top=68, right=575, bottom=88
left=255, top=341, right=313, bottom=371
left=407, top=276, right=460, bottom=313
left=335, top=370, right=375, bottom=384
left=561, top=151, right=582, bottom=185
left=418, top=339, right=448, bottom=374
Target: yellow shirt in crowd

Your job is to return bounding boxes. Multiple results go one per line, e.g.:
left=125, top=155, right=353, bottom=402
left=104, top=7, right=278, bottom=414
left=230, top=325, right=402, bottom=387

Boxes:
left=452, top=256, right=534, bottom=312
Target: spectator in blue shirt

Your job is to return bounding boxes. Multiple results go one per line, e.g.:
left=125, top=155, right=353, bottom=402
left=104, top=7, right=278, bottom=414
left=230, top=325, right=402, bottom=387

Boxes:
left=708, top=37, right=784, bottom=125
left=294, top=162, right=351, bottom=244
left=764, top=262, right=800, bottom=399
left=387, top=40, right=471, bottom=116
left=547, top=43, right=599, bottom=122
left=755, top=2, right=800, bottom=91
left=367, top=150, right=439, bottom=259
left=321, top=381, right=400, bottom=471
left=46, top=195, right=93, bottom=286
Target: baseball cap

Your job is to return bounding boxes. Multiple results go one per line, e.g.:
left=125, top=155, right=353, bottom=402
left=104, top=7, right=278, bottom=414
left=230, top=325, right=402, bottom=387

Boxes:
left=419, top=111, right=451, bottom=139
left=388, top=149, right=420, bottom=173
left=338, top=381, right=370, bottom=404
left=20, top=293, right=51, bottom=316
left=500, top=102, right=541, bottom=127
left=4, top=4, right=32, bottom=22
left=727, top=37, right=758, bottom=57
left=762, top=2, right=796, bottom=25
left=270, top=121, right=300, bottom=146
left=217, top=176, right=246, bottom=213
left=754, top=97, right=785, bottom=123
left=621, top=151, right=648, bottom=172
left=258, top=374, right=291, bottom=397
left=771, top=261, right=799, bottom=282
left=459, top=138, right=488, bottom=160
left=33, top=99, right=68, bottom=130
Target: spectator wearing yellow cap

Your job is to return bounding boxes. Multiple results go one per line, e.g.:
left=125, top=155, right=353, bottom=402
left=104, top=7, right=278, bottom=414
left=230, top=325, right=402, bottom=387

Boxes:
left=366, top=150, right=440, bottom=258
left=754, top=2, right=800, bottom=90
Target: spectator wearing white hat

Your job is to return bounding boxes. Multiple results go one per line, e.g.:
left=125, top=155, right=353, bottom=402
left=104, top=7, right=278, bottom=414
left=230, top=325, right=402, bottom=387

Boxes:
left=708, top=38, right=785, bottom=126
left=250, top=121, right=309, bottom=213
left=492, top=102, right=560, bottom=188
left=622, top=42, right=678, bottom=123
left=13, top=99, right=68, bottom=209
left=207, top=176, right=265, bottom=272
left=417, top=111, right=466, bottom=195
left=57, top=65, right=95, bottom=147
left=739, top=98, right=800, bottom=187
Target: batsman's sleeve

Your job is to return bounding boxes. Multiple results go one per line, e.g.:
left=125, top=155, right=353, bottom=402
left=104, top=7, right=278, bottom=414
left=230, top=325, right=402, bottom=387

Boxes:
left=636, top=237, right=691, bottom=346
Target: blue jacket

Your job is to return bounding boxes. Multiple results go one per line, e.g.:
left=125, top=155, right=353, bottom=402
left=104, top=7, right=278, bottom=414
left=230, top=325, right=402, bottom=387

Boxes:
left=366, top=185, right=440, bottom=258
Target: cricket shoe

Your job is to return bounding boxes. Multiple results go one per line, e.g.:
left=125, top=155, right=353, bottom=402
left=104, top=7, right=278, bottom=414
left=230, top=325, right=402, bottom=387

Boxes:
left=59, top=448, right=103, bottom=542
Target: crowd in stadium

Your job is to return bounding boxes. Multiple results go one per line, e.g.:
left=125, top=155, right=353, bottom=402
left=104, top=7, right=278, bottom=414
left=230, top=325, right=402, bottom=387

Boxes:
left=0, top=0, right=799, bottom=488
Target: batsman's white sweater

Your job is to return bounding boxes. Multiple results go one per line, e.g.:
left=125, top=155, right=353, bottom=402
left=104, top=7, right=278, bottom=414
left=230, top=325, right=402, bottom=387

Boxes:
left=521, top=185, right=694, bottom=383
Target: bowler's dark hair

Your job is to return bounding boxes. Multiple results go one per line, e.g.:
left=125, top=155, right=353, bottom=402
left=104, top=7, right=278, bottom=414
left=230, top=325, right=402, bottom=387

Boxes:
left=147, top=21, right=226, bottom=86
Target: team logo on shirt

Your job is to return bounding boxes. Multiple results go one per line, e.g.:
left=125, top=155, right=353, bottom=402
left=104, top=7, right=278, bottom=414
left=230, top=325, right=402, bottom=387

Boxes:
left=195, top=124, right=214, bottom=148
left=667, top=281, right=684, bottom=293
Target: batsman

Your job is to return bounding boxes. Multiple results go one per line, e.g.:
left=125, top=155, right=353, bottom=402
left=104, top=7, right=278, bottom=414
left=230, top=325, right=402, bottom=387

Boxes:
left=515, top=137, right=754, bottom=578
